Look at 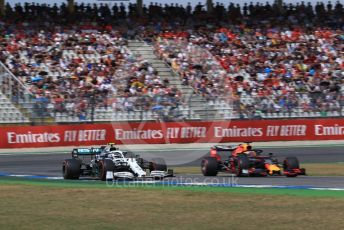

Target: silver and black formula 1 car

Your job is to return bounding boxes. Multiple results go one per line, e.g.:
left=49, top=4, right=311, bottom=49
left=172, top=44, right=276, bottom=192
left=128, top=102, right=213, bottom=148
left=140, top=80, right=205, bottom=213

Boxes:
left=62, top=143, right=173, bottom=180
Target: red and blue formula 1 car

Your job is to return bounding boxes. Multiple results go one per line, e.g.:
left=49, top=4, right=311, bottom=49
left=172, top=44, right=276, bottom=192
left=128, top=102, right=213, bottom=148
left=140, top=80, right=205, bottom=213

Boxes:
left=201, top=142, right=306, bottom=177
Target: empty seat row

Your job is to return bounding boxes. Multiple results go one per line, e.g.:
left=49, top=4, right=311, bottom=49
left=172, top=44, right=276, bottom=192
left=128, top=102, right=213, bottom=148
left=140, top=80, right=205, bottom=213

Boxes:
left=0, top=116, right=30, bottom=123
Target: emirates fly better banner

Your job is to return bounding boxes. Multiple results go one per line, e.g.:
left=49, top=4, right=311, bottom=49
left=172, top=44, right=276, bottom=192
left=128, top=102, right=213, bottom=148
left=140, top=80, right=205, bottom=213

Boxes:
left=0, top=119, right=344, bottom=148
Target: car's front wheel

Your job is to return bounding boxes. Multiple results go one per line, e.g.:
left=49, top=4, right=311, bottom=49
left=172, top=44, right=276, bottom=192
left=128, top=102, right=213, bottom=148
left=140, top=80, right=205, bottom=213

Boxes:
left=283, top=157, right=300, bottom=177
left=235, top=155, right=250, bottom=177
left=149, top=158, right=167, bottom=171
left=98, top=159, right=115, bottom=181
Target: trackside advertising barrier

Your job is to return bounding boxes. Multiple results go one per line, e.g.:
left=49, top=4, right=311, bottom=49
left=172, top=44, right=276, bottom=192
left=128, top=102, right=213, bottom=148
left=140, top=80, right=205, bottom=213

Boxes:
left=0, top=119, right=343, bottom=148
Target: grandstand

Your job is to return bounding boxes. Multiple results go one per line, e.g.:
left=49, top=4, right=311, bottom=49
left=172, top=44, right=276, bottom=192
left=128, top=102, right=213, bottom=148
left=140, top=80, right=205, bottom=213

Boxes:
left=0, top=1, right=343, bottom=124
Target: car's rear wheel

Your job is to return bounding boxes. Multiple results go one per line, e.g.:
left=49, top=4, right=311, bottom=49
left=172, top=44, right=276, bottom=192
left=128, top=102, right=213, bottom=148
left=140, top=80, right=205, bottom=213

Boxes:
left=98, top=159, right=115, bottom=181
left=150, top=158, right=167, bottom=171
left=201, top=157, right=218, bottom=176
left=62, top=159, right=81, bottom=179
left=235, top=155, right=250, bottom=177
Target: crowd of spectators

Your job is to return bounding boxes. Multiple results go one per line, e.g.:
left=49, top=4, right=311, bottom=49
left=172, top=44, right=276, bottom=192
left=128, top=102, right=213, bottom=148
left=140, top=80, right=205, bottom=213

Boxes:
left=155, top=35, right=230, bottom=103
left=1, top=1, right=343, bottom=26
left=0, top=24, right=182, bottom=120
left=0, top=1, right=343, bottom=120
left=155, top=26, right=343, bottom=118
left=146, top=2, right=343, bottom=118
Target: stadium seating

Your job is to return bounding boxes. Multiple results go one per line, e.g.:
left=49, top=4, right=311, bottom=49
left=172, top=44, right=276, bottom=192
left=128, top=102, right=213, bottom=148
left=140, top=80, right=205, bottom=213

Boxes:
left=0, top=93, right=29, bottom=123
left=0, top=1, right=342, bottom=123
left=154, top=27, right=343, bottom=119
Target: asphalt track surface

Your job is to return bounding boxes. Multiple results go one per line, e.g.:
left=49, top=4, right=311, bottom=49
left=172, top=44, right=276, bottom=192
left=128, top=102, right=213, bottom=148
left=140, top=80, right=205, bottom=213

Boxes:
left=1, top=146, right=344, bottom=188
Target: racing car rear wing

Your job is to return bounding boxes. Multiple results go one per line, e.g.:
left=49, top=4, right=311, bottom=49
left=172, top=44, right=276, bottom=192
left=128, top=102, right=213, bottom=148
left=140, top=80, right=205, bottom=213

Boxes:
left=72, top=148, right=103, bottom=157
left=214, top=142, right=253, bottom=151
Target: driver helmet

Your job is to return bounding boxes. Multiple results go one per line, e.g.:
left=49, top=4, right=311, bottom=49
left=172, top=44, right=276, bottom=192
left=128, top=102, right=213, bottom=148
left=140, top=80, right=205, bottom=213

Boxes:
left=109, top=147, right=117, bottom=151
left=107, top=142, right=117, bottom=151
left=247, top=144, right=252, bottom=150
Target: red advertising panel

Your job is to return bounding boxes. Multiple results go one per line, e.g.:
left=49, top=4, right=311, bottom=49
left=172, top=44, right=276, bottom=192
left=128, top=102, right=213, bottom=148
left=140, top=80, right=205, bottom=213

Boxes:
left=0, top=119, right=343, bottom=148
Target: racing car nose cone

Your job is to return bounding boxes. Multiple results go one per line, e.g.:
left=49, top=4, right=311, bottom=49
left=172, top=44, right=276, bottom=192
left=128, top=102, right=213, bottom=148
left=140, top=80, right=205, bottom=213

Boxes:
left=265, top=164, right=281, bottom=175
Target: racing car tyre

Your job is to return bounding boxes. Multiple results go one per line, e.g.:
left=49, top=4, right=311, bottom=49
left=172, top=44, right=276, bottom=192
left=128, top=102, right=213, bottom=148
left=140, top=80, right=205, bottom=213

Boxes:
left=283, top=157, right=300, bottom=177
left=150, top=158, right=167, bottom=171
left=283, top=157, right=300, bottom=170
left=235, top=155, right=250, bottom=177
left=99, top=159, right=115, bottom=181
left=63, top=159, right=81, bottom=179
left=201, top=157, right=218, bottom=176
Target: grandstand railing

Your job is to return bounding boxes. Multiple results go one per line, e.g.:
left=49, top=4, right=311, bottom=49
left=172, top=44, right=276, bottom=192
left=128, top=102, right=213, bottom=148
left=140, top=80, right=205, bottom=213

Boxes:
left=0, top=61, right=34, bottom=104
left=135, top=36, right=198, bottom=120
left=0, top=61, right=57, bottom=124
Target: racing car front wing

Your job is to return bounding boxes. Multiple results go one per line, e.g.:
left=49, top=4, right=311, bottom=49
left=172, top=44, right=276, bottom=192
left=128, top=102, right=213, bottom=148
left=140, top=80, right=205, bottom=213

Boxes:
left=107, top=169, right=174, bottom=180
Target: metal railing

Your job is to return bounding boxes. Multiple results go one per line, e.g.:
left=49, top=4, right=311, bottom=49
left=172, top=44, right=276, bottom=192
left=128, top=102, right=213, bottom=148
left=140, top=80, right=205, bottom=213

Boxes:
left=0, top=62, right=34, bottom=104
left=0, top=61, right=39, bottom=123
